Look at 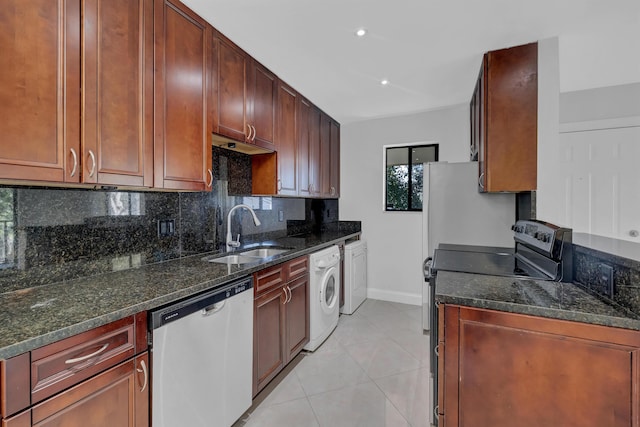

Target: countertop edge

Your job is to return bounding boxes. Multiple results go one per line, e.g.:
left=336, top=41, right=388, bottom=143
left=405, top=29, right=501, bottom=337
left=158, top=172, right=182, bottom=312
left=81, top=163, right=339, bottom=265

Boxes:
left=0, top=231, right=359, bottom=360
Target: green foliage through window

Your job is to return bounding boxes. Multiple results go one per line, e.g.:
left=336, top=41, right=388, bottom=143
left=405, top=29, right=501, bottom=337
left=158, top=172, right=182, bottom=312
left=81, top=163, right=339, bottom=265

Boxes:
left=385, top=144, right=438, bottom=211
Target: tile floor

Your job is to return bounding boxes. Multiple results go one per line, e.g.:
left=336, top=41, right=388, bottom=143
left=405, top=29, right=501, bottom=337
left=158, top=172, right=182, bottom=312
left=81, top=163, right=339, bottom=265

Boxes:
left=234, top=299, right=431, bottom=427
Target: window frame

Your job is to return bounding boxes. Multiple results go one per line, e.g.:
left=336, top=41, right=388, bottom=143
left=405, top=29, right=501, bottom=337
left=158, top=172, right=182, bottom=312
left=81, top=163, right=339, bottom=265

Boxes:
left=382, top=142, right=439, bottom=212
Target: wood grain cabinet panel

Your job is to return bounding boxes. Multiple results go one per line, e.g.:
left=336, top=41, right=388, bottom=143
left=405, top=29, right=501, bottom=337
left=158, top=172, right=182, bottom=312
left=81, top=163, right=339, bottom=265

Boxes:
left=0, top=0, right=80, bottom=183
left=297, top=97, right=312, bottom=197
left=275, top=82, right=298, bottom=196
left=253, top=256, right=309, bottom=396
left=31, top=352, right=149, bottom=427
left=440, top=304, right=640, bottom=427
left=473, top=42, right=537, bottom=193
left=154, top=0, right=213, bottom=191
left=328, top=118, right=340, bottom=198
left=82, top=0, right=154, bottom=187
left=248, top=63, right=277, bottom=151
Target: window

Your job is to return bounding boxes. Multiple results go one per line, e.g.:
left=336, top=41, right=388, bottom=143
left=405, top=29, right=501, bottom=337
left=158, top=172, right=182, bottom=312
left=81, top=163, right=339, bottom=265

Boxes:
left=384, top=144, right=438, bottom=211
left=0, top=189, right=15, bottom=268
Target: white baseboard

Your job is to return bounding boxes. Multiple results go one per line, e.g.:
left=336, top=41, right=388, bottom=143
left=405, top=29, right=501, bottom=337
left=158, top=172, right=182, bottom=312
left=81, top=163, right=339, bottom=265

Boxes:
left=366, top=288, right=422, bottom=306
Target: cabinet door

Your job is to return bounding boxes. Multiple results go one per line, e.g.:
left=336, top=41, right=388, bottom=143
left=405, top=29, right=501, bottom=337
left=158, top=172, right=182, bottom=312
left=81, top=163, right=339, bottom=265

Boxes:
left=253, top=285, right=286, bottom=396
left=82, top=0, right=153, bottom=187
left=275, top=82, right=298, bottom=196
left=319, top=112, right=332, bottom=197
left=328, top=119, right=340, bottom=198
left=297, top=97, right=312, bottom=197
left=0, top=0, right=80, bottom=183
left=154, top=0, right=213, bottom=191
left=285, top=275, right=310, bottom=360
left=214, top=34, right=248, bottom=143
left=308, top=107, right=322, bottom=197
left=30, top=353, right=149, bottom=427
left=444, top=305, right=640, bottom=427
left=249, top=62, right=277, bottom=151
left=483, top=43, right=537, bottom=192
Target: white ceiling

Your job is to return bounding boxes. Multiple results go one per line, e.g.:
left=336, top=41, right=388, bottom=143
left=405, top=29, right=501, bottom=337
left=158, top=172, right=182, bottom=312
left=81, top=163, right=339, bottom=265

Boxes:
left=183, top=0, right=640, bottom=124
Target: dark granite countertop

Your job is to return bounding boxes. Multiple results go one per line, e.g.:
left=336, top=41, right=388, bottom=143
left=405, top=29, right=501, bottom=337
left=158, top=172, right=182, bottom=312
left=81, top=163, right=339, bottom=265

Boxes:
left=435, top=271, right=640, bottom=331
left=0, top=230, right=359, bottom=360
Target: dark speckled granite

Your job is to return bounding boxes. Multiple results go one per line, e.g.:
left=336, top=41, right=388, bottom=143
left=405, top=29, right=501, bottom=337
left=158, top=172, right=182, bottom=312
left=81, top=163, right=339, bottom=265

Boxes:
left=0, top=228, right=359, bottom=359
left=572, top=233, right=640, bottom=317
left=436, top=271, right=640, bottom=330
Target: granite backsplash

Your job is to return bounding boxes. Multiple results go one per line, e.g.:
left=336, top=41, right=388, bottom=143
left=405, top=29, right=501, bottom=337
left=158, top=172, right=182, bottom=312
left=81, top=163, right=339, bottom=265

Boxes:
left=573, top=233, right=640, bottom=317
left=0, top=148, right=345, bottom=293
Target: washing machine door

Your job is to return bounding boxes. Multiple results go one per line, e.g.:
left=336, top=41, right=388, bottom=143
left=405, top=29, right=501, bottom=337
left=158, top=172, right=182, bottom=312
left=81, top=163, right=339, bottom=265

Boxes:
left=319, top=266, right=339, bottom=314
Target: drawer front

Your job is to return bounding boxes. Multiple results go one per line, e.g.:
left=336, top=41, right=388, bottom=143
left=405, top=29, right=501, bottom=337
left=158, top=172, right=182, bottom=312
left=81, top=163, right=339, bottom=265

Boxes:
left=285, top=256, right=308, bottom=281
left=254, top=264, right=285, bottom=296
left=31, top=316, right=136, bottom=404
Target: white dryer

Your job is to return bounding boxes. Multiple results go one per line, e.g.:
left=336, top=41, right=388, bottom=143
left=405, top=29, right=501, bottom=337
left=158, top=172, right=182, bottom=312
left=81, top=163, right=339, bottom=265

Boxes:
left=341, top=240, right=367, bottom=314
left=304, top=245, right=340, bottom=351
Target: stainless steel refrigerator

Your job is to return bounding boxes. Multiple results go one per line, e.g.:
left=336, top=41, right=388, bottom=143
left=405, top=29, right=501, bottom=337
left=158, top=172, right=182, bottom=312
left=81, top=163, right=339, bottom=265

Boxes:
left=421, top=161, right=516, bottom=426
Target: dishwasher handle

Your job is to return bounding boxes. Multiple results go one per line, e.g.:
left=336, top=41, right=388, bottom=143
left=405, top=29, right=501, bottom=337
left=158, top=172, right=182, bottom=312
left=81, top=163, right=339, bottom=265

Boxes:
left=201, top=300, right=226, bottom=316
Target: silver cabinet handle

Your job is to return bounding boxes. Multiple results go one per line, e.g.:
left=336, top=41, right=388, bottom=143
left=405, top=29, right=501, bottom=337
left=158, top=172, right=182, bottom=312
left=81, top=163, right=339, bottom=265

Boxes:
left=251, top=125, right=256, bottom=141
left=286, top=286, right=292, bottom=303
left=277, top=179, right=282, bottom=191
left=136, top=359, right=148, bottom=393
left=88, top=150, right=97, bottom=178
left=478, top=172, right=485, bottom=190
left=434, top=344, right=439, bottom=357
left=282, top=287, right=288, bottom=304
left=69, top=148, right=78, bottom=177
left=330, top=186, right=336, bottom=196
left=206, top=168, right=213, bottom=187
left=308, top=183, right=313, bottom=193
left=246, top=124, right=251, bottom=141
left=434, top=405, right=439, bottom=420
left=65, top=343, right=109, bottom=364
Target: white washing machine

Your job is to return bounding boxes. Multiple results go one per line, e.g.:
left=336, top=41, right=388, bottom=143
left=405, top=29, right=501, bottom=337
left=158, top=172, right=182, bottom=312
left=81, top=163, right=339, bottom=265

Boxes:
left=303, top=245, right=341, bottom=351
left=341, top=240, right=367, bottom=314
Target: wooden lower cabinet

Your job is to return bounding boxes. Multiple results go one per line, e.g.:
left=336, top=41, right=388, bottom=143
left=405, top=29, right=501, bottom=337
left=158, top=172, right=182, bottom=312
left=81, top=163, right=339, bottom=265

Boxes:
left=440, top=305, right=640, bottom=427
left=253, top=257, right=309, bottom=396
left=2, top=353, right=148, bottom=427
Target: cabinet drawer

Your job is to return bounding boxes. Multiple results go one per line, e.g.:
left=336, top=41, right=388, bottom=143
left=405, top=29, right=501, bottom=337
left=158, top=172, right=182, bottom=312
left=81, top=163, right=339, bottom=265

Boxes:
left=285, top=256, right=308, bottom=281
left=30, top=316, right=136, bottom=404
left=1, top=353, right=30, bottom=419
left=254, top=264, right=285, bottom=296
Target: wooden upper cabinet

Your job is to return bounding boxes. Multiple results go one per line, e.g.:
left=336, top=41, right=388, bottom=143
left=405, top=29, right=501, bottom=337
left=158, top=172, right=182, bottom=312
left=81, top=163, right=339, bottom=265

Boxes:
left=0, top=0, right=81, bottom=183
left=297, top=97, right=312, bottom=197
left=319, top=112, right=332, bottom=197
left=248, top=63, right=277, bottom=151
left=276, top=82, right=298, bottom=196
left=154, top=0, right=213, bottom=191
left=213, top=33, right=277, bottom=150
left=213, top=33, right=248, bottom=143
left=309, top=107, right=323, bottom=197
left=83, top=0, right=154, bottom=187
left=474, top=42, right=538, bottom=193
left=329, top=118, right=340, bottom=198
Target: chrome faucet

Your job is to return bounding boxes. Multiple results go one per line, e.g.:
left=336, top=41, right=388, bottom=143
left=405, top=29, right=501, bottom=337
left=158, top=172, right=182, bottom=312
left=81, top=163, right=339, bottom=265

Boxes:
left=226, top=204, right=261, bottom=251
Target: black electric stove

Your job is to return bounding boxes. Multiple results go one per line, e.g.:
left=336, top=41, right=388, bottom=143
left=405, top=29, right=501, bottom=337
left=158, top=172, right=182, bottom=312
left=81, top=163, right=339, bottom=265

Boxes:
left=425, top=220, right=573, bottom=426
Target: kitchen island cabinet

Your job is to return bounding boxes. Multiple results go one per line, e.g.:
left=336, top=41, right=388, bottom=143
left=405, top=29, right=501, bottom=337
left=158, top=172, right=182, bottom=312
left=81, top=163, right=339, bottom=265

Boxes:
left=253, top=256, right=309, bottom=396
left=438, top=304, right=640, bottom=427
left=153, top=0, right=213, bottom=191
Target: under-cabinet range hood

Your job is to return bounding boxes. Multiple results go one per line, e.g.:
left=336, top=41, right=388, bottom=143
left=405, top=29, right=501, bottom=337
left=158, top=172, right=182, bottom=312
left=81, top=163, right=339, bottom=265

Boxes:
left=212, top=133, right=274, bottom=155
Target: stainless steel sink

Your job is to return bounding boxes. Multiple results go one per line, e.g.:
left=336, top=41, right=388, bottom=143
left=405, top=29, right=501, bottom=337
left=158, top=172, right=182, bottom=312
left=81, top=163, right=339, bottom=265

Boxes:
left=208, top=255, right=262, bottom=265
left=239, top=248, right=289, bottom=258
left=205, top=247, right=290, bottom=265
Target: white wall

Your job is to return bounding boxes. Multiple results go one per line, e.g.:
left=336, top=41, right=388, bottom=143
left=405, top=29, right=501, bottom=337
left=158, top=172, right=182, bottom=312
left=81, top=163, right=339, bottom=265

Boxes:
left=339, top=105, right=469, bottom=305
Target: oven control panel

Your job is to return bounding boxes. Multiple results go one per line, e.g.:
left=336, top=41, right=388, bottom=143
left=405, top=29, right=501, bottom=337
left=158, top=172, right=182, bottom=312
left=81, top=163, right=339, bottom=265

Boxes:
left=512, top=220, right=572, bottom=259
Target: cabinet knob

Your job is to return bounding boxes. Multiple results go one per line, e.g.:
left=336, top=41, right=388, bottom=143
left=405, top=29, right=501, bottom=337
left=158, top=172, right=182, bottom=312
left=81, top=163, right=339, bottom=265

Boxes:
left=630, top=230, right=639, bottom=237
left=69, top=148, right=78, bottom=178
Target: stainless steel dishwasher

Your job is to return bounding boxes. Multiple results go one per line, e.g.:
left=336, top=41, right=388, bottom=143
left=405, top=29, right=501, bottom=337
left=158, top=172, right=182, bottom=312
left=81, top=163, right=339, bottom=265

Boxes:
left=150, top=276, right=253, bottom=427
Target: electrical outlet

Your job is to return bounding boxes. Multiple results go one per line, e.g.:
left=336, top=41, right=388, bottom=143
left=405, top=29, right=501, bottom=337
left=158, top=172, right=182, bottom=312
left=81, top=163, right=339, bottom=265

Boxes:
left=597, top=263, right=614, bottom=298
left=157, top=219, right=176, bottom=237
left=278, top=210, right=284, bottom=222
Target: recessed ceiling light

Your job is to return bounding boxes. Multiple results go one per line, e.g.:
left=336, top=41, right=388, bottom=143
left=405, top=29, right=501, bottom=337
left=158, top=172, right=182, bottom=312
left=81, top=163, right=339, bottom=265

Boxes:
left=355, top=28, right=367, bottom=37
left=380, top=79, right=389, bottom=86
